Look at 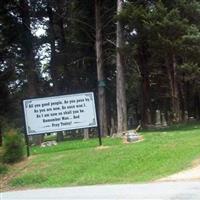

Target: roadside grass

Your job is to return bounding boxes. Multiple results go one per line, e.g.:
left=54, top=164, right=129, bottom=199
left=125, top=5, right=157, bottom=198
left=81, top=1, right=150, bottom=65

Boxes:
left=2, top=122, right=200, bottom=190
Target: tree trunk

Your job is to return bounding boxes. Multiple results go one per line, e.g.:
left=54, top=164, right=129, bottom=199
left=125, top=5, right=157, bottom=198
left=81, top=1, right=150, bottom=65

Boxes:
left=83, top=128, right=89, bottom=140
left=178, top=73, right=187, bottom=121
left=116, top=0, right=127, bottom=133
left=95, top=0, right=108, bottom=136
left=56, top=0, right=68, bottom=95
left=53, top=0, right=67, bottom=140
left=19, top=0, right=38, bottom=97
left=56, top=131, right=64, bottom=142
left=19, top=0, right=43, bottom=145
left=110, top=116, right=117, bottom=135
left=138, top=43, right=151, bottom=126
left=166, top=53, right=180, bottom=122
left=194, top=91, right=200, bottom=119
left=141, top=76, right=151, bottom=125
left=47, top=1, right=60, bottom=94
left=185, top=81, right=191, bottom=116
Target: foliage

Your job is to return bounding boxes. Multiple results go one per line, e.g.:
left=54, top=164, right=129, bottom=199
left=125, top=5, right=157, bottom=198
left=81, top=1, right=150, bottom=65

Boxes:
left=2, top=129, right=25, bottom=164
left=0, top=163, right=7, bottom=174
left=0, top=0, right=200, bottom=132
left=119, top=0, right=200, bottom=123
left=0, top=146, right=7, bottom=174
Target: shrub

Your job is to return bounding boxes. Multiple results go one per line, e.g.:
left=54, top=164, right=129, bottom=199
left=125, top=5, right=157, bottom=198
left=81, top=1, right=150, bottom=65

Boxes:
left=0, top=163, right=7, bottom=174
left=2, top=129, right=25, bottom=163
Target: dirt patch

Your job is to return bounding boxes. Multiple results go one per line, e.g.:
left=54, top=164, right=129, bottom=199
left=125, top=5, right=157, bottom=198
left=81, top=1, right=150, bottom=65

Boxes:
left=157, top=158, right=200, bottom=182
left=0, top=157, right=33, bottom=192
left=191, top=158, right=200, bottom=167
left=95, top=146, right=110, bottom=150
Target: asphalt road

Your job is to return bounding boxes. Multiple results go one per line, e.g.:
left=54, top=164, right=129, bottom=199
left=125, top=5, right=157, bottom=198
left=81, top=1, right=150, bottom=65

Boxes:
left=1, top=181, right=200, bottom=200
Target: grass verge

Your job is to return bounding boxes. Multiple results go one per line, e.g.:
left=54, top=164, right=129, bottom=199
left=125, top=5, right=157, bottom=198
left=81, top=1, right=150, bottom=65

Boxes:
left=1, top=122, right=200, bottom=190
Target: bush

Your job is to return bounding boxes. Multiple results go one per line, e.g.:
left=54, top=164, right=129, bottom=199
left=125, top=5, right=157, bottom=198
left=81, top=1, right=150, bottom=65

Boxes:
left=0, top=163, right=7, bottom=174
left=2, top=130, right=25, bottom=163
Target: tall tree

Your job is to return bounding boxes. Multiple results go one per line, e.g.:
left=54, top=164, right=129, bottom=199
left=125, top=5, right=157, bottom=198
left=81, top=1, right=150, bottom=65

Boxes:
left=19, top=0, right=39, bottom=97
left=47, top=0, right=60, bottom=94
left=95, top=0, right=108, bottom=136
left=19, top=0, right=43, bottom=144
left=121, top=0, right=200, bottom=123
left=116, top=0, right=127, bottom=133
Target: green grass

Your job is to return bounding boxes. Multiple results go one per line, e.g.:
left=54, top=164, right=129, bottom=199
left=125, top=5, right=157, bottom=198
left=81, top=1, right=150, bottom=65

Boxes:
left=2, top=122, right=200, bottom=190
left=31, top=137, right=121, bottom=155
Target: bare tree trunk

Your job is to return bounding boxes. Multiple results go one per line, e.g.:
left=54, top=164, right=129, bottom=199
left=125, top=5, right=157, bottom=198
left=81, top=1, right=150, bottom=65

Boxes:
left=19, top=0, right=43, bottom=145
left=95, top=0, right=108, bottom=137
left=166, top=53, right=180, bottom=122
left=110, top=116, right=117, bottom=135
left=116, top=0, right=127, bottom=133
left=47, top=0, right=60, bottom=94
left=172, top=54, right=180, bottom=120
left=19, top=0, right=38, bottom=97
left=178, top=82, right=185, bottom=121
left=178, top=72, right=188, bottom=121
left=138, top=43, right=151, bottom=126
left=83, top=128, right=89, bottom=140
left=53, top=0, right=68, bottom=140
left=47, top=1, right=65, bottom=141
left=194, top=92, right=200, bottom=119
left=56, top=0, right=69, bottom=94
left=56, top=131, right=64, bottom=142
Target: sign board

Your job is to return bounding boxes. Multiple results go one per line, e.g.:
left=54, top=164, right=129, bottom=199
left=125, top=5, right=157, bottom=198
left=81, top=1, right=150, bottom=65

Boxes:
left=23, top=92, right=97, bottom=135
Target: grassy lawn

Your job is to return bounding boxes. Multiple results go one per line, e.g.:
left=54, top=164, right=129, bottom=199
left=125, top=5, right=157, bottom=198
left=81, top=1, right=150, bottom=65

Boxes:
left=1, top=123, right=200, bottom=191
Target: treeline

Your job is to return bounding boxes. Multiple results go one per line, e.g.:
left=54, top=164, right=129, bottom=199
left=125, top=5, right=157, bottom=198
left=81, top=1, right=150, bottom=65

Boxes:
left=0, top=0, right=200, bottom=140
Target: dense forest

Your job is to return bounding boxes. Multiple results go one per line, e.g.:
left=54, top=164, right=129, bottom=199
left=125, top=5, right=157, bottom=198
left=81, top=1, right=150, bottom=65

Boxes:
left=0, top=0, right=200, bottom=142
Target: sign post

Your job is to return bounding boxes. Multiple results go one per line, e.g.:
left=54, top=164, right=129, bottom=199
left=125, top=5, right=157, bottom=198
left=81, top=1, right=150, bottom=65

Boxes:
left=22, top=92, right=100, bottom=156
left=22, top=100, right=30, bottom=157
left=25, top=132, right=30, bottom=157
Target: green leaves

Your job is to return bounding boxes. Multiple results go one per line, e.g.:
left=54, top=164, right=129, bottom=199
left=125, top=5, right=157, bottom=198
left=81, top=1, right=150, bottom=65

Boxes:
left=2, top=129, right=25, bottom=164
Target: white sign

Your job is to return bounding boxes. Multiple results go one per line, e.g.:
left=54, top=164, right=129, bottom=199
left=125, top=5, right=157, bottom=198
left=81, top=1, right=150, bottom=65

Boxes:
left=23, top=92, right=97, bottom=135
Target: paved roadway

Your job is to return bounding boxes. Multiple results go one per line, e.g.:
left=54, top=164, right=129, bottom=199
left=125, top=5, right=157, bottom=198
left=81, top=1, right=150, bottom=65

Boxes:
left=1, top=181, right=200, bottom=200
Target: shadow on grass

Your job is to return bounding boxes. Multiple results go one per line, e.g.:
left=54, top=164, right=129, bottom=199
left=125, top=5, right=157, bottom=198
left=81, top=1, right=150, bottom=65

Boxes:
left=31, top=140, right=97, bottom=155
left=141, top=121, right=200, bottom=133
left=30, top=137, right=121, bottom=155
left=30, top=122, right=200, bottom=155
